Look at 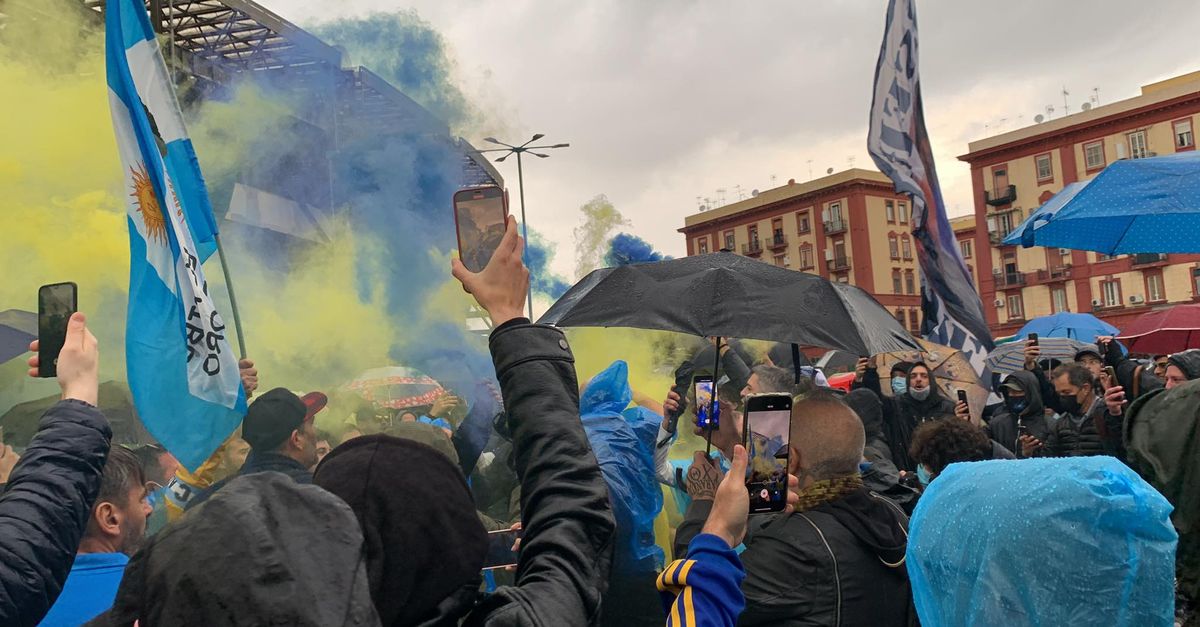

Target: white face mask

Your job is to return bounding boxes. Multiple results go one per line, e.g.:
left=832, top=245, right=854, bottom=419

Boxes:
left=909, top=386, right=931, bottom=401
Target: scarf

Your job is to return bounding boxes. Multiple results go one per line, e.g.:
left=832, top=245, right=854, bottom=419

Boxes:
left=794, top=474, right=865, bottom=512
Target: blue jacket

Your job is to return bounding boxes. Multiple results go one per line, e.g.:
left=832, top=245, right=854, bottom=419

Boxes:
left=38, top=553, right=129, bottom=626
left=658, top=534, right=746, bottom=627
left=0, top=400, right=112, bottom=627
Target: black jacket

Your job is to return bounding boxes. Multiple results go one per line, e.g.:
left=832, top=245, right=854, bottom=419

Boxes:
left=676, top=488, right=913, bottom=626
left=987, top=370, right=1052, bottom=457
left=1044, top=398, right=1121, bottom=458
left=454, top=321, right=615, bottom=626
left=185, top=450, right=312, bottom=511
left=857, top=368, right=956, bottom=471
left=0, top=400, right=111, bottom=627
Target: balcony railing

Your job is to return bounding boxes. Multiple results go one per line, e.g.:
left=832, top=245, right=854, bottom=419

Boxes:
left=993, top=272, right=1027, bottom=288
left=741, top=240, right=763, bottom=256
left=1131, top=253, right=1168, bottom=267
left=985, top=184, right=1017, bottom=206
left=1036, top=265, right=1072, bottom=281
left=823, top=219, right=847, bottom=235
left=826, top=256, right=851, bottom=272
left=988, top=228, right=1015, bottom=245
left=767, top=233, right=788, bottom=250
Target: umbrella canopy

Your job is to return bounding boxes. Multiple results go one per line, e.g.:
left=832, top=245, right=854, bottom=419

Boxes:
left=1117, top=303, right=1200, bottom=354
left=344, top=366, right=444, bottom=410
left=876, top=339, right=987, bottom=423
left=1015, top=151, right=1200, bottom=255
left=539, top=253, right=919, bottom=356
left=0, top=309, right=36, bottom=366
left=986, top=337, right=1094, bottom=375
left=1002, top=181, right=1090, bottom=248
left=816, top=349, right=860, bottom=375
left=1015, top=312, right=1118, bottom=342
left=0, top=381, right=151, bottom=447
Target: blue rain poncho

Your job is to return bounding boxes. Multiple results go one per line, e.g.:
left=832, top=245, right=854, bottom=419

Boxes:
left=908, top=456, right=1177, bottom=626
left=579, top=360, right=664, bottom=573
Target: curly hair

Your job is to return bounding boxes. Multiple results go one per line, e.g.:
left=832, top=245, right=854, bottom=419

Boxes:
left=908, top=418, right=991, bottom=479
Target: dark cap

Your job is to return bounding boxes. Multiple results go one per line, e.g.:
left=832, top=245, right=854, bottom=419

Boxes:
left=1074, top=348, right=1102, bottom=362
left=242, top=388, right=318, bottom=451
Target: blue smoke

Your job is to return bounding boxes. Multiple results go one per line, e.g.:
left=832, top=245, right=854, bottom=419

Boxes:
left=525, top=227, right=570, bottom=299
left=603, top=233, right=670, bottom=267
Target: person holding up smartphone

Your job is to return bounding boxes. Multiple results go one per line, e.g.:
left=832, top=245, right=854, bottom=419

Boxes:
left=0, top=312, right=111, bottom=627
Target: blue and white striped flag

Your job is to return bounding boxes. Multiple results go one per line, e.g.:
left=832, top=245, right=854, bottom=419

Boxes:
left=867, top=0, right=994, bottom=377
left=106, top=0, right=246, bottom=470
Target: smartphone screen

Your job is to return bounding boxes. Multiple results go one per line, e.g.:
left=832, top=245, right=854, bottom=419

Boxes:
left=744, top=393, right=791, bottom=514
left=482, top=529, right=521, bottom=571
left=693, top=375, right=719, bottom=429
left=38, top=282, right=77, bottom=378
left=1028, top=333, right=1039, bottom=346
left=454, top=186, right=508, bottom=273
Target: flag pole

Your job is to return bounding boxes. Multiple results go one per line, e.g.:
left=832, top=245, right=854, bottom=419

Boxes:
left=213, top=233, right=247, bottom=359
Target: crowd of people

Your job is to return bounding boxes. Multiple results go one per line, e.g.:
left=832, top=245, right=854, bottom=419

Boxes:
left=0, top=216, right=1196, bottom=626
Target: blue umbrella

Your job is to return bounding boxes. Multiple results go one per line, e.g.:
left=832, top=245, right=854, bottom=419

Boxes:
left=1002, top=181, right=1089, bottom=248
left=1015, top=312, right=1119, bottom=342
left=0, top=309, right=36, bottom=366
left=1015, top=151, right=1200, bottom=254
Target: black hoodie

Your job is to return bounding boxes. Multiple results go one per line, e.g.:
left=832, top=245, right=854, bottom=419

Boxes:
left=987, top=370, right=1052, bottom=457
left=1168, top=349, right=1200, bottom=381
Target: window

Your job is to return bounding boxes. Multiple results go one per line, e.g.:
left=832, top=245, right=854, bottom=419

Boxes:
left=992, top=167, right=1009, bottom=191
left=905, top=270, right=916, bottom=295
left=1128, top=130, right=1149, bottom=159
left=888, top=234, right=899, bottom=259
left=1096, top=252, right=1114, bottom=262
left=892, top=270, right=902, bottom=294
left=771, top=218, right=783, bottom=238
left=1007, top=293, right=1024, bottom=319
left=1035, top=153, right=1053, bottom=183
left=1084, top=141, right=1105, bottom=170
left=774, top=254, right=786, bottom=267
left=895, top=309, right=906, bottom=328
left=1175, top=118, right=1194, bottom=150
left=886, top=200, right=896, bottom=223
left=829, top=202, right=843, bottom=222
left=909, top=309, right=920, bottom=333
left=1147, top=272, right=1165, bottom=302
left=833, top=239, right=847, bottom=261
left=697, top=237, right=708, bottom=254
left=960, top=239, right=973, bottom=259
left=797, top=211, right=811, bottom=234
left=898, top=202, right=909, bottom=224
left=748, top=225, right=759, bottom=243
left=723, top=230, right=735, bottom=250
left=1051, top=287, right=1068, bottom=313
left=901, top=236, right=912, bottom=260
left=1101, top=280, right=1122, bottom=308
left=798, top=245, right=813, bottom=270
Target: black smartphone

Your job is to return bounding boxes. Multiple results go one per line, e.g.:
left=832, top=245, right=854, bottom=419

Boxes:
left=693, top=375, right=719, bottom=430
left=1028, top=333, right=1038, bottom=346
left=38, top=282, right=78, bottom=378
left=453, top=186, right=509, bottom=274
left=1104, top=366, right=1117, bottom=383
left=957, top=389, right=968, bottom=405
left=482, top=528, right=522, bottom=571
left=743, top=393, right=791, bottom=514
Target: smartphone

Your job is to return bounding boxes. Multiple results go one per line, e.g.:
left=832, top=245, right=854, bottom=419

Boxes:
left=38, top=282, right=78, bottom=378
left=743, top=393, right=791, bottom=514
left=1028, top=333, right=1039, bottom=346
left=957, top=389, right=968, bottom=405
left=453, top=186, right=509, bottom=274
left=693, top=375, right=719, bottom=430
left=482, top=528, right=522, bottom=571
left=1104, top=366, right=1117, bottom=383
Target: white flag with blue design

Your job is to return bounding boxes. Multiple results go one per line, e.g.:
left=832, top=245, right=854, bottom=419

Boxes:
left=106, top=0, right=246, bottom=470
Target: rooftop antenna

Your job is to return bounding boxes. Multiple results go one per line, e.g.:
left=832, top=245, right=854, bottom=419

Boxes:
left=734, top=184, right=746, bottom=201
left=826, top=167, right=834, bottom=175
left=1062, top=86, right=1071, bottom=115
left=770, top=174, right=778, bottom=187
left=695, top=196, right=703, bottom=211
left=1092, top=87, right=1100, bottom=106
left=1045, top=104, right=1055, bottom=120
left=1081, top=102, right=1092, bottom=112
left=806, top=160, right=813, bottom=180
left=1034, top=113, right=1045, bottom=124
left=716, top=188, right=727, bottom=206
left=998, top=117, right=1008, bottom=132
left=703, top=197, right=712, bottom=212
left=847, top=156, right=856, bottom=168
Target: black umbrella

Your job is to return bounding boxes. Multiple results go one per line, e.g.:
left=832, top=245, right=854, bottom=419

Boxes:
left=540, top=252, right=919, bottom=356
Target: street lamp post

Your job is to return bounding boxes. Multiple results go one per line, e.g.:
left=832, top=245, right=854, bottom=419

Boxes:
left=479, top=134, right=570, bottom=320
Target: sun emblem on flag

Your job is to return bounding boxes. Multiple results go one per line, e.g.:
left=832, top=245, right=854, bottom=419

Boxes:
left=131, top=162, right=167, bottom=244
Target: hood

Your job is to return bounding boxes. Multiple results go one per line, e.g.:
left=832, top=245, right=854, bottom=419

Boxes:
left=313, top=435, right=486, bottom=626
left=1169, top=349, right=1200, bottom=381
left=845, top=389, right=885, bottom=440
left=580, top=360, right=633, bottom=415
left=1001, top=370, right=1044, bottom=419
left=904, top=361, right=944, bottom=406
left=94, top=473, right=379, bottom=627
left=812, top=488, right=907, bottom=567
left=908, top=457, right=1177, bottom=626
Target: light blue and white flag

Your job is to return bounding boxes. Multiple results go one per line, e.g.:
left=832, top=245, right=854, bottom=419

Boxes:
left=106, top=0, right=245, bottom=470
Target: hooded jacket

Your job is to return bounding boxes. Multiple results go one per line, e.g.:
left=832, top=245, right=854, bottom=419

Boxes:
left=1168, top=349, right=1200, bottom=382
left=678, top=488, right=913, bottom=627
left=89, top=472, right=380, bottom=627
left=885, top=363, right=956, bottom=471
left=0, top=400, right=111, bottom=627
left=986, top=370, right=1051, bottom=457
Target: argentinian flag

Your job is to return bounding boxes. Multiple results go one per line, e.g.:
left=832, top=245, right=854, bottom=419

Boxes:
left=106, top=0, right=246, bottom=470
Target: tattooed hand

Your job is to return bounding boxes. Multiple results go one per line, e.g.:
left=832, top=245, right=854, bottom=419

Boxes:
left=686, top=451, right=723, bottom=501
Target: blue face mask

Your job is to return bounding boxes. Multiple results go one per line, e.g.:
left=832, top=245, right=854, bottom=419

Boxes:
left=891, top=377, right=907, bottom=395
left=916, top=464, right=932, bottom=486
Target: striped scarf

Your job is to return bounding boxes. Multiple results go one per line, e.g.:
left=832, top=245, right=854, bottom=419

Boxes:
left=794, top=474, right=864, bottom=512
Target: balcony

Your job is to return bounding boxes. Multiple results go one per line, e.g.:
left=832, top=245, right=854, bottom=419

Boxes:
left=993, top=272, right=1027, bottom=288
left=988, top=229, right=1014, bottom=245
left=741, top=240, right=763, bottom=257
left=767, top=233, right=788, bottom=251
left=1036, top=265, right=1072, bottom=282
left=823, top=219, right=847, bottom=235
left=985, top=184, right=1017, bottom=207
left=1131, top=253, right=1168, bottom=267
left=826, top=256, right=851, bottom=272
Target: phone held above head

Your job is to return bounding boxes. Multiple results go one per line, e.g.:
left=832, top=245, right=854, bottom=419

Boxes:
left=453, top=186, right=509, bottom=274
left=38, top=282, right=78, bottom=378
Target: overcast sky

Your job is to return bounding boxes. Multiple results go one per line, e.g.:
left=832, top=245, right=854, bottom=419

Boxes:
left=266, top=0, right=1200, bottom=281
